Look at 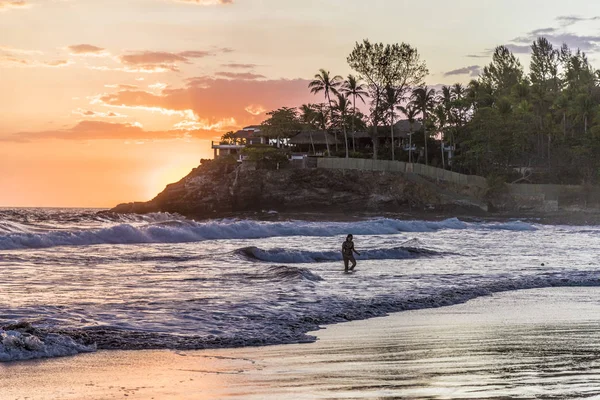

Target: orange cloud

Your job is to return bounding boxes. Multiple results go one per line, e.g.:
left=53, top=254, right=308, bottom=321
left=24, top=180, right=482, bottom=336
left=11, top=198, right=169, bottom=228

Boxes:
left=148, top=82, right=168, bottom=91
left=105, top=84, right=139, bottom=90
left=245, top=104, right=266, bottom=116
left=1, top=120, right=221, bottom=142
left=221, top=63, right=258, bottom=69
left=172, top=0, right=233, bottom=5
left=215, top=71, right=266, bottom=80
left=72, top=109, right=127, bottom=118
left=96, top=77, right=314, bottom=129
left=0, top=45, right=42, bottom=55
left=118, top=50, right=216, bottom=72
left=68, top=44, right=108, bottom=56
left=0, top=55, right=72, bottom=67
left=0, top=46, right=70, bottom=67
left=45, top=59, right=71, bottom=67
left=172, top=117, right=237, bottom=131
left=0, top=0, right=30, bottom=11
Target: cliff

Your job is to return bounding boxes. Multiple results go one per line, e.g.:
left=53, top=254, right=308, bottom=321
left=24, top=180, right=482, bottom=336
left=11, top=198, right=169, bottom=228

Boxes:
left=110, top=161, right=488, bottom=218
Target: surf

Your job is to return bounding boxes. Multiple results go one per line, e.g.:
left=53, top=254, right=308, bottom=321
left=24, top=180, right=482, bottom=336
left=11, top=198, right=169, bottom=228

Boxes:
left=0, top=217, right=538, bottom=250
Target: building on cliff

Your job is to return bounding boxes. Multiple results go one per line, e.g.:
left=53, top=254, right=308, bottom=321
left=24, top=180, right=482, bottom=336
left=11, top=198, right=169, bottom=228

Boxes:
left=211, top=125, right=265, bottom=161
left=212, top=119, right=435, bottom=163
left=288, top=131, right=340, bottom=156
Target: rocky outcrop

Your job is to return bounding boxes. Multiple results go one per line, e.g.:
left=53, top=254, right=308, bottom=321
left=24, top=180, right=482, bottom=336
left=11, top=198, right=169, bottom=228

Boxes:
left=110, top=161, right=488, bottom=218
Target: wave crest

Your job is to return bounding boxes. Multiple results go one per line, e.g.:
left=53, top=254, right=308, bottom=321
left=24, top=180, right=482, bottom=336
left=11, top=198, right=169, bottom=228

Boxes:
left=263, top=265, right=324, bottom=282
left=0, top=322, right=96, bottom=362
left=0, top=217, right=537, bottom=250
left=236, top=246, right=440, bottom=263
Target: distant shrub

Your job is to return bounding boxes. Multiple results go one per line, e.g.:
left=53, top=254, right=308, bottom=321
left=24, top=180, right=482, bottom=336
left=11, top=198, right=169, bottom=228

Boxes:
left=215, top=154, right=238, bottom=166
left=485, top=174, right=507, bottom=198
left=242, top=146, right=289, bottom=169
left=348, top=151, right=371, bottom=159
left=199, top=155, right=237, bottom=175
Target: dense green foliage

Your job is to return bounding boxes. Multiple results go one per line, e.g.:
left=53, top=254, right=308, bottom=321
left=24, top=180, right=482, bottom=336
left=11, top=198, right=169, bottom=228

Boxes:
left=241, top=145, right=289, bottom=170
left=255, top=37, right=600, bottom=183
left=454, top=39, right=600, bottom=183
left=347, top=40, right=428, bottom=160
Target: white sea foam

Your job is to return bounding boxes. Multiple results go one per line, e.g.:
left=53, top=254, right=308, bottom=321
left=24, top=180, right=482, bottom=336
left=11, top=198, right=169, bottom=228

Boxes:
left=0, top=217, right=537, bottom=250
left=0, top=330, right=96, bottom=362
left=1, top=209, right=560, bottom=361
left=237, top=246, right=439, bottom=263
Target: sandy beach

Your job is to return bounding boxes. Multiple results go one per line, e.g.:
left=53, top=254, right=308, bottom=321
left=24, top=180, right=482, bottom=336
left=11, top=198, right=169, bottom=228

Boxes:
left=3, top=287, right=600, bottom=399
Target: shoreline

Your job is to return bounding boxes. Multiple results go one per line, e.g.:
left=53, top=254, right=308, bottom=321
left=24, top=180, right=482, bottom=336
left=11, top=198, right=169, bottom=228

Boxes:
left=6, top=205, right=600, bottom=227
left=4, top=287, right=600, bottom=399
left=102, top=206, right=600, bottom=226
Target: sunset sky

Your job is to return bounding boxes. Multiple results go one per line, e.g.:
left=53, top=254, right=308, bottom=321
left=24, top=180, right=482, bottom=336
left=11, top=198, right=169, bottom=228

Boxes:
left=2, top=0, right=600, bottom=207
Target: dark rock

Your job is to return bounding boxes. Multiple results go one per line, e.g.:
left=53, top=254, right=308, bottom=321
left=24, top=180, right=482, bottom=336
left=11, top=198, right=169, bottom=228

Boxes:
left=109, top=162, right=488, bottom=219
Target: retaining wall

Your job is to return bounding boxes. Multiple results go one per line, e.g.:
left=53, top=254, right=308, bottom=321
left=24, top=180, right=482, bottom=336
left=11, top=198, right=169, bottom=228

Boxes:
left=316, top=157, right=595, bottom=211
left=317, top=158, right=487, bottom=187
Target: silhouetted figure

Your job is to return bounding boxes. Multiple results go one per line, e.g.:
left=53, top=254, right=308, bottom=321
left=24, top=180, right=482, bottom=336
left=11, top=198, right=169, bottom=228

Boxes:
left=342, top=234, right=360, bottom=272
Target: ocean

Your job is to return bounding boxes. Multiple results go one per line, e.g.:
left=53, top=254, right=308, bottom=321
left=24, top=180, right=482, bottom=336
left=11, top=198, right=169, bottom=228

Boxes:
left=1, top=208, right=599, bottom=362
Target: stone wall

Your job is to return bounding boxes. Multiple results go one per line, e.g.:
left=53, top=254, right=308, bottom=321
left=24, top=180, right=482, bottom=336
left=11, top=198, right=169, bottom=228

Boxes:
left=317, top=158, right=487, bottom=187
left=317, top=157, right=598, bottom=212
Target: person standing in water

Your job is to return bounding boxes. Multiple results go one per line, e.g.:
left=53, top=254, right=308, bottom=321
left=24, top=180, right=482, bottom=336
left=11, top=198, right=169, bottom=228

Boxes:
left=342, top=234, right=360, bottom=272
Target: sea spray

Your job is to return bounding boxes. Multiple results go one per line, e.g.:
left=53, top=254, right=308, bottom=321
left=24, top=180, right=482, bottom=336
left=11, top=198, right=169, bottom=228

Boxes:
left=236, top=246, right=441, bottom=263
left=0, top=217, right=537, bottom=250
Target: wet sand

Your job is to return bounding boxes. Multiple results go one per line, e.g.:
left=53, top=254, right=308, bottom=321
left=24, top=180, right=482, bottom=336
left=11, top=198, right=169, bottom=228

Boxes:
left=3, top=287, right=600, bottom=399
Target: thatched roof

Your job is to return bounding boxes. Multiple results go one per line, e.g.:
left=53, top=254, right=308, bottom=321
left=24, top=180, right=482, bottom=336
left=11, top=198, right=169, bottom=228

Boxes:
left=232, top=130, right=253, bottom=139
left=290, top=131, right=340, bottom=145
left=232, top=125, right=263, bottom=139
left=392, top=120, right=422, bottom=136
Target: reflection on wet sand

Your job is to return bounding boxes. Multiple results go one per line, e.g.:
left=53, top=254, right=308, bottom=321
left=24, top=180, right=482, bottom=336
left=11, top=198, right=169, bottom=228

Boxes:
left=3, top=288, right=600, bottom=399
left=226, top=287, right=600, bottom=399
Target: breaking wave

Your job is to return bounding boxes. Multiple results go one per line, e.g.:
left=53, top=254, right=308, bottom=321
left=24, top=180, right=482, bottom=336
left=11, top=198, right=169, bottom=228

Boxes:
left=0, top=217, right=537, bottom=250
left=0, top=323, right=96, bottom=362
left=236, top=246, right=440, bottom=263
left=262, top=265, right=324, bottom=282
left=4, top=270, right=600, bottom=360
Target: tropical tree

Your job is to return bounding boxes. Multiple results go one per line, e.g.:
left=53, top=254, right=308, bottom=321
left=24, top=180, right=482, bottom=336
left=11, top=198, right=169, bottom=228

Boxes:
left=220, top=131, right=237, bottom=144
left=309, top=69, right=343, bottom=151
left=382, top=85, right=402, bottom=160
left=410, top=86, right=437, bottom=165
left=480, top=45, right=524, bottom=96
left=332, top=93, right=352, bottom=158
left=575, top=92, right=595, bottom=134
left=341, top=74, right=368, bottom=152
left=347, top=39, right=428, bottom=159
left=260, top=107, right=301, bottom=147
left=530, top=37, right=560, bottom=93
left=299, top=103, right=331, bottom=155
left=451, top=83, right=468, bottom=127
left=434, top=104, right=448, bottom=168
left=398, top=104, right=418, bottom=163
left=314, top=103, right=331, bottom=155
left=299, top=104, right=318, bottom=154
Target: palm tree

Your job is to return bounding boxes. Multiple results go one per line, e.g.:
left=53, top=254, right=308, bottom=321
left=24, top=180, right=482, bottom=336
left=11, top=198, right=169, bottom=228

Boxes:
left=398, top=104, right=418, bottom=164
left=451, top=83, right=466, bottom=127
left=410, top=86, right=437, bottom=165
left=383, top=86, right=401, bottom=161
left=341, top=75, right=368, bottom=152
left=552, top=94, right=570, bottom=137
left=309, top=69, right=343, bottom=152
left=434, top=104, right=448, bottom=168
left=299, top=104, right=317, bottom=154
left=451, top=83, right=466, bottom=99
left=314, top=103, right=331, bottom=155
left=332, top=94, right=352, bottom=158
left=439, top=86, right=452, bottom=107
left=575, top=93, right=594, bottom=134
